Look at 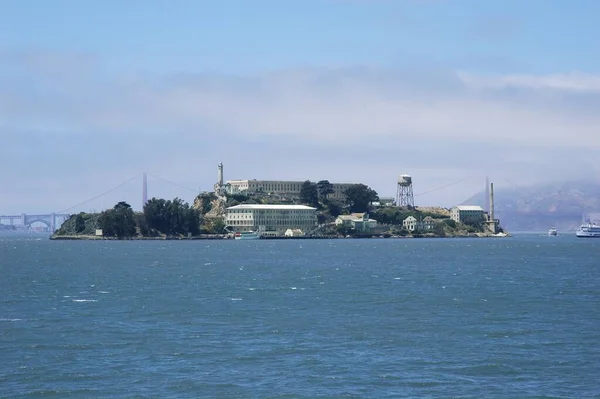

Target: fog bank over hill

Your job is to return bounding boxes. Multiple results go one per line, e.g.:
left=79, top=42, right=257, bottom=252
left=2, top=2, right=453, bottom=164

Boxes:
left=462, top=179, right=600, bottom=232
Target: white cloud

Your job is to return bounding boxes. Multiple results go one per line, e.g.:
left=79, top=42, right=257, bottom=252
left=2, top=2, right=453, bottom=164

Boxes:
left=2, top=53, right=600, bottom=212
left=3, top=55, right=599, bottom=148
left=93, top=67, right=600, bottom=151
left=458, top=71, right=600, bottom=92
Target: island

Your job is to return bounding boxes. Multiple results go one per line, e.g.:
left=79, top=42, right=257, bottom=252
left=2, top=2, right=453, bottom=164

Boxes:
left=51, top=181, right=506, bottom=240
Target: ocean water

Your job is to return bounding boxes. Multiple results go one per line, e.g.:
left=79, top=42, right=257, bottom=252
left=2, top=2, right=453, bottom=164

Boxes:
left=1, top=233, right=599, bottom=399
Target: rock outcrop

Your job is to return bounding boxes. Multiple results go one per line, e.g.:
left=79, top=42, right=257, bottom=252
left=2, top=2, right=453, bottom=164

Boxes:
left=193, top=192, right=226, bottom=219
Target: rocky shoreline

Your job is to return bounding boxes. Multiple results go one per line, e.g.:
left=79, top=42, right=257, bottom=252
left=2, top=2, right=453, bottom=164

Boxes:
left=50, top=232, right=509, bottom=241
left=49, top=234, right=228, bottom=240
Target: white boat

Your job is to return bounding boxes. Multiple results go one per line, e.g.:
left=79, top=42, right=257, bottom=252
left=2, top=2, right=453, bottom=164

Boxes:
left=548, top=227, right=557, bottom=236
left=234, top=231, right=261, bottom=240
left=576, top=223, right=600, bottom=238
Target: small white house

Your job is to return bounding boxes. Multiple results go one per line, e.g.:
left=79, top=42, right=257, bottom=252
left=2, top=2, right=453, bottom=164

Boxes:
left=422, top=216, right=436, bottom=230
left=335, top=215, right=356, bottom=226
left=402, top=216, right=418, bottom=231
left=335, top=213, right=378, bottom=232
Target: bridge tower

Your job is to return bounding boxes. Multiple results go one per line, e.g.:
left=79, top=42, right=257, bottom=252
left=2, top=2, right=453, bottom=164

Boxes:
left=50, top=213, right=56, bottom=232
left=142, top=173, right=148, bottom=208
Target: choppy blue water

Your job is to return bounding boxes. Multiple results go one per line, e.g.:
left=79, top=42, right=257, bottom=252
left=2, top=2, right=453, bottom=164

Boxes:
left=1, top=233, right=599, bottom=399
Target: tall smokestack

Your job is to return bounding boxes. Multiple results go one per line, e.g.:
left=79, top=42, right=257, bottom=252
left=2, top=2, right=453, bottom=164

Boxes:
left=142, top=173, right=148, bottom=208
left=490, top=182, right=495, bottom=222
left=485, top=176, right=490, bottom=213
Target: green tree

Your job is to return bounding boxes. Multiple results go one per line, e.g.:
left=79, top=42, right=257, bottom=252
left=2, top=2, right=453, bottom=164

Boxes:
left=135, top=212, right=152, bottom=236
left=317, top=180, right=334, bottom=203
left=300, top=180, right=319, bottom=207
left=317, top=213, right=328, bottom=224
left=344, top=184, right=379, bottom=213
left=143, top=197, right=201, bottom=236
left=184, top=206, right=202, bottom=236
left=229, top=194, right=249, bottom=203
left=75, top=213, right=85, bottom=233
left=444, top=219, right=457, bottom=229
left=433, top=222, right=446, bottom=236
left=99, top=202, right=137, bottom=238
left=326, top=200, right=343, bottom=217
left=205, top=218, right=226, bottom=234
left=372, top=207, right=423, bottom=225
left=144, top=198, right=169, bottom=233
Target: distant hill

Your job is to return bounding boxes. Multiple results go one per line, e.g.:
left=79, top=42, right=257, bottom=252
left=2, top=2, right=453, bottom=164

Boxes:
left=462, top=179, right=600, bottom=232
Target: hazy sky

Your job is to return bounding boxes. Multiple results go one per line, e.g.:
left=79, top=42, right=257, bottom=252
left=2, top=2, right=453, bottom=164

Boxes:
left=1, top=0, right=600, bottom=214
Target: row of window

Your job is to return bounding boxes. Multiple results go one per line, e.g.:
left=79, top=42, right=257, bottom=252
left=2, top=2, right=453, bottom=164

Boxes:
left=227, top=220, right=316, bottom=226
left=226, top=216, right=317, bottom=223
left=228, top=209, right=313, bottom=214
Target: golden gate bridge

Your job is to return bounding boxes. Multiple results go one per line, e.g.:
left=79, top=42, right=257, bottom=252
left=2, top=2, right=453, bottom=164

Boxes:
left=0, top=173, right=200, bottom=232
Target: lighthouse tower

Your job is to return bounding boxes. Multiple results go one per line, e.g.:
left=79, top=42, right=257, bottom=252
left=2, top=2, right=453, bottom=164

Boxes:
left=214, top=162, right=225, bottom=196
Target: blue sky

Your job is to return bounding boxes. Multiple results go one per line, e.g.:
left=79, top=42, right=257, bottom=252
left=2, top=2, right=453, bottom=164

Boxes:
left=1, top=0, right=600, bottom=214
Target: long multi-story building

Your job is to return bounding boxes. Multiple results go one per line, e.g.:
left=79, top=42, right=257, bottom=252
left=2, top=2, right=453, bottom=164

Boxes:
left=224, top=179, right=355, bottom=201
left=450, top=205, right=486, bottom=224
left=225, top=204, right=318, bottom=235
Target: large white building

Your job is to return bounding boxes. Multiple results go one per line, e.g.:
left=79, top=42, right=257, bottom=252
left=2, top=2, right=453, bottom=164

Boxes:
left=450, top=205, right=486, bottom=224
left=224, top=179, right=355, bottom=201
left=226, top=180, right=304, bottom=197
left=225, top=204, right=318, bottom=236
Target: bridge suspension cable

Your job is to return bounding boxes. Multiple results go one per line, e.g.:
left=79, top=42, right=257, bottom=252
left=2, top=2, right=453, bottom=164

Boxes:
left=147, top=173, right=199, bottom=194
left=57, top=173, right=142, bottom=214
left=414, top=177, right=475, bottom=198
left=503, top=179, right=522, bottom=189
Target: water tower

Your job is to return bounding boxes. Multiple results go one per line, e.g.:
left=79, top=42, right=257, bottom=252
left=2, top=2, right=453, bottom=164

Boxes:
left=396, top=174, right=415, bottom=207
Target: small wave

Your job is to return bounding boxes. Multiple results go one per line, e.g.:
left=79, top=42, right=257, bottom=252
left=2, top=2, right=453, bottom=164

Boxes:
left=290, top=287, right=297, bottom=290
left=72, top=299, right=98, bottom=302
left=0, top=318, right=22, bottom=322
left=230, top=298, right=242, bottom=301
left=248, top=288, right=256, bottom=291
left=98, top=291, right=110, bottom=294
left=393, top=277, right=401, bottom=280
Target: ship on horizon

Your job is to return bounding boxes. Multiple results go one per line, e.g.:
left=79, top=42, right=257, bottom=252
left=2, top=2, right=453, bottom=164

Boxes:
left=576, top=222, right=600, bottom=238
